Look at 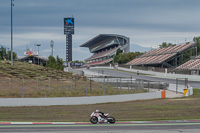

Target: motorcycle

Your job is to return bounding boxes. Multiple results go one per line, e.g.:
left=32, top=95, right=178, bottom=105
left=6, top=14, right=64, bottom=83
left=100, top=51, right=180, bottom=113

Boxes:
left=90, top=112, right=116, bottom=124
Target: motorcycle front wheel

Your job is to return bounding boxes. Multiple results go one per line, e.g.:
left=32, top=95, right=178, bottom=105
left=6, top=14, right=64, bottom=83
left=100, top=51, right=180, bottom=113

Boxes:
left=108, top=117, right=116, bottom=124
left=90, top=116, right=98, bottom=124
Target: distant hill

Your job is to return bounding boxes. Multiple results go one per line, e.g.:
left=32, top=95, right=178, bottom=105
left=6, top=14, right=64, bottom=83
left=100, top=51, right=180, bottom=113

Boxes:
left=130, top=44, right=152, bottom=53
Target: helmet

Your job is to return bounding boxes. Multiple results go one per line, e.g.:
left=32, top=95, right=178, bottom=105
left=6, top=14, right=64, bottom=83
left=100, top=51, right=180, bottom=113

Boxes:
left=95, top=109, right=100, bottom=113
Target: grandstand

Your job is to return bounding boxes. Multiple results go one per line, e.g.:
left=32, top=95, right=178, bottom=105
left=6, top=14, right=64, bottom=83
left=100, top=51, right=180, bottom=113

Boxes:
left=127, top=42, right=197, bottom=68
left=176, top=55, right=200, bottom=70
left=80, top=34, right=130, bottom=66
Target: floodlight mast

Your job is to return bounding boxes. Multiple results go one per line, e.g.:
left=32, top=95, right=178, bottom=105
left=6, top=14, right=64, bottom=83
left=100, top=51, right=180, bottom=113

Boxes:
left=36, top=44, right=41, bottom=65
left=50, top=40, right=54, bottom=56
left=11, top=0, right=14, bottom=65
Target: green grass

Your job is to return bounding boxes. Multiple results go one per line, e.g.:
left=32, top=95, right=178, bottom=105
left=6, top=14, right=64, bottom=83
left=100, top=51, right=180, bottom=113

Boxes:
left=0, top=89, right=199, bottom=122
left=0, top=61, right=72, bottom=79
left=0, top=60, right=199, bottom=122
left=193, top=88, right=200, bottom=97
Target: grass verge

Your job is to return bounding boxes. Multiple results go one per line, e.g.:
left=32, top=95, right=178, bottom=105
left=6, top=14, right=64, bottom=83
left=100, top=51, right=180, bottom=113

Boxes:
left=0, top=89, right=199, bottom=122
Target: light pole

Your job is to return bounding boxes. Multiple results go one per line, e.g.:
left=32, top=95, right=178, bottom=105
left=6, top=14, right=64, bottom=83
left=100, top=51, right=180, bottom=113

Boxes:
left=50, top=40, right=54, bottom=56
left=11, top=0, right=14, bottom=65
left=7, top=48, right=9, bottom=61
left=37, top=44, right=41, bottom=65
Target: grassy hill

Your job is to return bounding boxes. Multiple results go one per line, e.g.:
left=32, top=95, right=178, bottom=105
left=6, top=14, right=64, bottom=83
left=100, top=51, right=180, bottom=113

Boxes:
left=0, top=61, right=71, bottom=79
left=0, top=61, right=140, bottom=98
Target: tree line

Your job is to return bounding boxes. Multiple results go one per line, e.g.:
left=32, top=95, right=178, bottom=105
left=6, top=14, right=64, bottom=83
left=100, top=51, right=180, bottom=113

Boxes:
left=46, top=55, right=64, bottom=70
left=0, top=47, right=17, bottom=60
left=113, top=48, right=143, bottom=64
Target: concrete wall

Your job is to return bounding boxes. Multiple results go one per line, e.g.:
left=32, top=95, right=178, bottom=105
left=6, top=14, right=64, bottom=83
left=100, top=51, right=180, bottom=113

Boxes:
left=0, top=91, right=161, bottom=107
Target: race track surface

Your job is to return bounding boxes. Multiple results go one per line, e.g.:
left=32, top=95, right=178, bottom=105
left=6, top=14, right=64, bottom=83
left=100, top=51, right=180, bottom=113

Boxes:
left=0, top=121, right=200, bottom=133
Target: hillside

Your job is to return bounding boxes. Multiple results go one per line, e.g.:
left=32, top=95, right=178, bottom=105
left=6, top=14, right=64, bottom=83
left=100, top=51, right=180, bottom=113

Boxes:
left=131, top=44, right=152, bottom=52
left=0, top=61, right=71, bottom=79
left=0, top=61, right=139, bottom=98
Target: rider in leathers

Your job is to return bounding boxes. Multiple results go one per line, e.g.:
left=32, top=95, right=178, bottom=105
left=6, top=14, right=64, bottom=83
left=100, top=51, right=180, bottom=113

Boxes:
left=95, top=110, right=106, bottom=118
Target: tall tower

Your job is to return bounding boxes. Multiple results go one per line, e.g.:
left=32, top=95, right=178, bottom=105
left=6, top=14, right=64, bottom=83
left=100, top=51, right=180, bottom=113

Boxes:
left=64, top=17, right=74, bottom=62
left=50, top=40, right=54, bottom=56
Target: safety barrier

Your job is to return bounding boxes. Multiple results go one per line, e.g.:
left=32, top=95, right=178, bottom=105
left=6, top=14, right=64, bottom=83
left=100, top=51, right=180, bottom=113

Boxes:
left=184, top=87, right=193, bottom=96
left=161, top=90, right=166, bottom=98
left=0, top=91, right=162, bottom=107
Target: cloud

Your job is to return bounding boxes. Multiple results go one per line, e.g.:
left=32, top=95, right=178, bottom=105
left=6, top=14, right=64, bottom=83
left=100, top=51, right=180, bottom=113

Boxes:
left=41, top=49, right=51, bottom=53
left=1, top=0, right=200, bottom=61
left=73, top=47, right=90, bottom=54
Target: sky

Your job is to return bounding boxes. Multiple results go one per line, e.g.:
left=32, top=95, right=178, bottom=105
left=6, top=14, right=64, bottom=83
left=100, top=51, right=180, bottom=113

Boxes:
left=1, top=0, right=200, bottom=61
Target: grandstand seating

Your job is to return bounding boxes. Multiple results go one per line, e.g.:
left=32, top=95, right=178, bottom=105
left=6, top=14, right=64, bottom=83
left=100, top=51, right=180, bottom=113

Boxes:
left=127, top=42, right=195, bottom=67
left=127, top=53, right=176, bottom=65
left=195, top=55, right=200, bottom=59
left=176, top=59, right=200, bottom=70
left=81, top=34, right=130, bottom=67
left=140, top=42, right=195, bottom=57
left=84, top=59, right=112, bottom=67
left=86, top=47, right=119, bottom=61
left=176, top=55, right=200, bottom=70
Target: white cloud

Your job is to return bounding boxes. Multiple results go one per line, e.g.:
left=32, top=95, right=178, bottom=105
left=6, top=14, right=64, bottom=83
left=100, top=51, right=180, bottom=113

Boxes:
left=73, top=47, right=90, bottom=54
left=41, top=49, right=51, bottom=53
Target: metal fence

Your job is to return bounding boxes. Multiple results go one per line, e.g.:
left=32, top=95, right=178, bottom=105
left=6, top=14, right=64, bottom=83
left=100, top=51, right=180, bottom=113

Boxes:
left=0, top=76, right=168, bottom=98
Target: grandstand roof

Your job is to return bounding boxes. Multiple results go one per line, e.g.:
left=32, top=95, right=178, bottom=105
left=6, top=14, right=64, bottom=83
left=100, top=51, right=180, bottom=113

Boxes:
left=80, top=34, right=128, bottom=47
left=140, top=42, right=195, bottom=57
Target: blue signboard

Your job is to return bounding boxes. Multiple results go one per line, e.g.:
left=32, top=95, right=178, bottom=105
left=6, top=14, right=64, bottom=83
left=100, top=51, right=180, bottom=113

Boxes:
left=64, top=18, right=74, bottom=35
left=71, top=63, right=83, bottom=66
left=64, top=18, right=74, bottom=28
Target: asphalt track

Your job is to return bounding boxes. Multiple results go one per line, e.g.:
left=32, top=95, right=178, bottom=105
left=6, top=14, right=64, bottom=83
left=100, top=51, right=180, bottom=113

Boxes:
left=89, top=68, right=200, bottom=88
left=0, top=122, right=200, bottom=133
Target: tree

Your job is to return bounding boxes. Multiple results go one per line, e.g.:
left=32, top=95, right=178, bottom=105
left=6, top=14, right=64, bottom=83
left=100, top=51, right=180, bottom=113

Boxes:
left=56, top=56, right=64, bottom=70
left=0, top=47, right=17, bottom=60
left=116, top=48, right=122, bottom=55
left=159, top=42, right=175, bottom=48
left=193, top=37, right=200, bottom=55
left=0, top=47, right=7, bottom=60
left=7, top=50, right=17, bottom=60
left=114, top=52, right=143, bottom=64
left=46, top=56, right=57, bottom=68
left=46, top=55, right=64, bottom=70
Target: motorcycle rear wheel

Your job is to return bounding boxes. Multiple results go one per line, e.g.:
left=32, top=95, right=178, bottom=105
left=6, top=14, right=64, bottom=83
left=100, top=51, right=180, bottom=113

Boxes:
left=90, top=116, right=98, bottom=124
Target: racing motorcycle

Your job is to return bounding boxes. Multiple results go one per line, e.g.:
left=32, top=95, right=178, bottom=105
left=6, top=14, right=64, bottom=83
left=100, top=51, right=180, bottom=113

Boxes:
left=90, top=112, right=116, bottom=124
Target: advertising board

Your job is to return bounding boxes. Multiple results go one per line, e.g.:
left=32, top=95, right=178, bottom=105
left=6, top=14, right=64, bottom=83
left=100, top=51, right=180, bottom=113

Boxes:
left=64, top=18, right=74, bottom=35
